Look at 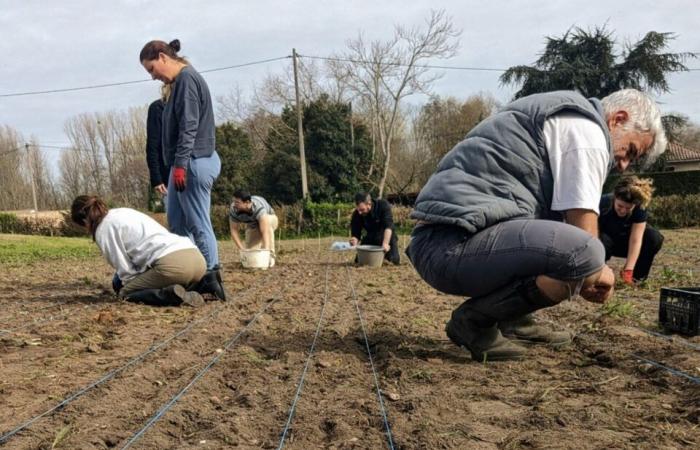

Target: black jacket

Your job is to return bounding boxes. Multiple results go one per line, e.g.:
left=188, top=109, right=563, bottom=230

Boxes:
left=146, top=99, right=169, bottom=187
left=351, top=198, right=395, bottom=239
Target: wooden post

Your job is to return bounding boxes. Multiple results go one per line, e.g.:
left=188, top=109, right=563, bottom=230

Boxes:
left=292, top=48, right=309, bottom=200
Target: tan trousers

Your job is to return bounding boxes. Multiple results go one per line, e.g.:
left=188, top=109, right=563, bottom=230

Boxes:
left=120, top=248, right=206, bottom=296
left=244, top=215, right=279, bottom=252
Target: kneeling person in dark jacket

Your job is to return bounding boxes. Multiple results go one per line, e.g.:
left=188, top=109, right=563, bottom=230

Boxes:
left=350, top=192, right=400, bottom=265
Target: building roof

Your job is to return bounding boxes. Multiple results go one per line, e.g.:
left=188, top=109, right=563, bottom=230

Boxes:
left=666, top=141, right=700, bottom=163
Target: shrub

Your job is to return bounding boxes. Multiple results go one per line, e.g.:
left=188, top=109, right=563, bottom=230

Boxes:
left=648, top=194, right=700, bottom=228
left=0, top=213, right=19, bottom=233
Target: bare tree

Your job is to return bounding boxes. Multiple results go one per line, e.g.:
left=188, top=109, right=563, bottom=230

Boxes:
left=415, top=93, right=498, bottom=170
left=24, top=139, right=61, bottom=209
left=64, top=113, right=106, bottom=196
left=0, top=125, right=31, bottom=210
left=58, top=148, right=83, bottom=202
left=60, top=106, right=149, bottom=208
left=333, top=9, right=461, bottom=196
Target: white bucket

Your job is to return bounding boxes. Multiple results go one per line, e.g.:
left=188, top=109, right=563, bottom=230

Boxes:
left=356, top=245, right=384, bottom=267
left=240, top=249, right=272, bottom=269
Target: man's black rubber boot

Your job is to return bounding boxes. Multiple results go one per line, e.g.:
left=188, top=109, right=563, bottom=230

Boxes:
left=499, top=277, right=571, bottom=345
left=445, top=277, right=564, bottom=361
left=445, top=316, right=526, bottom=361
left=499, top=314, right=572, bottom=345
left=125, top=285, right=204, bottom=307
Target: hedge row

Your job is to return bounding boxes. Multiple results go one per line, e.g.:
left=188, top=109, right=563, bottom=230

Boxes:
left=210, top=202, right=415, bottom=240
left=2, top=195, right=699, bottom=238
left=0, top=212, right=84, bottom=237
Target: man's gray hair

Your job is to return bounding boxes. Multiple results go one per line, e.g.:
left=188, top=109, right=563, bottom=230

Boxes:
left=601, top=89, right=667, bottom=167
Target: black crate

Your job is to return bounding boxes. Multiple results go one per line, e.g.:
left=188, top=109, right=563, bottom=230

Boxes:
left=659, top=287, right=700, bottom=336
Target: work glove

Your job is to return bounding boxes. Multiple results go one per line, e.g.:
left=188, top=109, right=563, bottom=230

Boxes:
left=173, top=167, right=187, bottom=192
left=112, top=273, right=123, bottom=295
left=620, top=269, right=634, bottom=285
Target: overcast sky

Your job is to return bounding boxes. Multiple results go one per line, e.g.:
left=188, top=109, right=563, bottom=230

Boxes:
left=1, top=0, right=698, bottom=167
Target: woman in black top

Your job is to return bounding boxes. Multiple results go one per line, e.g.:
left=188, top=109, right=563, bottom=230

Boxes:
left=598, top=176, right=663, bottom=284
left=145, top=88, right=169, bottom=202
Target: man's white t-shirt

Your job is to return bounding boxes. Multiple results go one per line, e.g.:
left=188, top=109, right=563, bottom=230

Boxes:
left=543, top=113, right=610, bottom=214
left=94, top=208, right=197, bottom=282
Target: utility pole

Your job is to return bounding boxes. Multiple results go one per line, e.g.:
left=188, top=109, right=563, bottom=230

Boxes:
left=25, top=143, right=38, bottom=214
left=349, top=101, right=354, bottom=149
left=292, top=48, right=309, bottom=200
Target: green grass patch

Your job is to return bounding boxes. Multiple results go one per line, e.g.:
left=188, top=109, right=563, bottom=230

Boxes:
left=0, top=233, right=98, bottom=266
left=601, top=299, right=636, bottom=318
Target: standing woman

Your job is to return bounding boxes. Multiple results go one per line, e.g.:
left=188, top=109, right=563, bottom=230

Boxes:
left=70, top=195, right=206, bottom=307
left=140, top=39, right=226, bottom=300
left=598, top=176, right=664, bottom=284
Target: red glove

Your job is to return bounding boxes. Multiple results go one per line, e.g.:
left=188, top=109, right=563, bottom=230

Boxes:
left=620, top=269, right=634, bottom=285
left=173, top=167, right=187, bottom=192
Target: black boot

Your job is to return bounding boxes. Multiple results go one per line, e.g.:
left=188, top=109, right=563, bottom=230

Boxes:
left=445, top=277, right=559, bottom=361
left=193, top=268, right=227, bottom=301
left=499, top=314, right=571, bottom=345
left=498, top=278, right=571, bottom=345
left=446, top=303, right=526, bottom=361
left=124, top=285, right=204, bottom=307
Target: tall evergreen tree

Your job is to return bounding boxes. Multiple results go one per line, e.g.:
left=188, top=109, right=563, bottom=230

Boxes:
left=212, top=122, right=254, bottom=205
left=257, top=95, right=372, bottom=204
left=500, top=27, right=695, bottom=99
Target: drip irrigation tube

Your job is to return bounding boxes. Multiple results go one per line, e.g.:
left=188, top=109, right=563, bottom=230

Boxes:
left=632, top=354, right=700, bottom=385
left=345, top=265, right=396, bottom=450
left=121, top=293, right=283, bottom=449
left=0, top=272, right=276, bottom=445
left=277, top=265, right=331, bottom=449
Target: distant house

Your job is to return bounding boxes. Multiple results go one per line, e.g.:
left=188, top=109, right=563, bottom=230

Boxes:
left=665, top=142, right=700, bottom=172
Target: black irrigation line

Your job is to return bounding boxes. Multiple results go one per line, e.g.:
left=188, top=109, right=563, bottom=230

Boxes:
left=345, top=265, right=396, bottom=450
left=542, top=311, right=700, bottom=385
left=631, top=354, right=700, bottom=385
left=553, top=319, right=700, bottom=387
left=0, top=271, right=276, bottom=446
left=120, top=276, right=298, bottom=450
left=638, top=328, right=700, bottom=352
left=277, top=264, right=331, bottom=449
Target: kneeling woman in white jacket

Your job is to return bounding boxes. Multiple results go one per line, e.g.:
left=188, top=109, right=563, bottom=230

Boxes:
left=70, top=195, right=206, bottom=307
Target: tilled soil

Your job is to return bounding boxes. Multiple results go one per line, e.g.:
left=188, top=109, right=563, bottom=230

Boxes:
left=0, top=231, right=699, bottom=449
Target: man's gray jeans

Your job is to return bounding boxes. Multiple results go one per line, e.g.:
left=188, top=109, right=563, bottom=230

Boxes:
left=406, top=220, right=605, bottom=299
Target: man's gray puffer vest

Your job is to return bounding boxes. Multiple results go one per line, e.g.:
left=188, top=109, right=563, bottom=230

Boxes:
left=411, top=91, right=613, bottom=234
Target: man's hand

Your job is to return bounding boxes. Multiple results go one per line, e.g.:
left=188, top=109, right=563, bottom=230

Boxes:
left=349, top=237, right=359, bottom=247
left=580, top=265, right=615, bottom=303
left=620, top=269, right=634, bottom=285
left=173, top=167, right=187, bottom=192
left=382, top=242, right=390, bottom=252
left=154, top=184, right=167, bottom=195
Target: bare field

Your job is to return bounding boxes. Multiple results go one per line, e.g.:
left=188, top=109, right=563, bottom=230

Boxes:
left=0, top=230, right=699, bottom=449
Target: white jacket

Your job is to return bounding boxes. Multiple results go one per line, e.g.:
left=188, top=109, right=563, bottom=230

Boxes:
left=94, top=208, right=197, bottom=282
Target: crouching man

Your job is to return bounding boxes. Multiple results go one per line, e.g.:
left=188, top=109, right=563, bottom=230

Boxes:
left=407, top=89, right=666, bottom=361
left=350, top=192, right=400, bottom=265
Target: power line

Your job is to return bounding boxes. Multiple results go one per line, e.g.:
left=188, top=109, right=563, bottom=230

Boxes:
left=299, top=54, right=507, bottom=72
left=0, top=56, right=291, bottom=98
left=299, top=53, right=700, bottom=72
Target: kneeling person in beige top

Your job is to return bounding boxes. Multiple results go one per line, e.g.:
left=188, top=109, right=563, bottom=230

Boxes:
left=229, top=190, right=279, bottom=266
